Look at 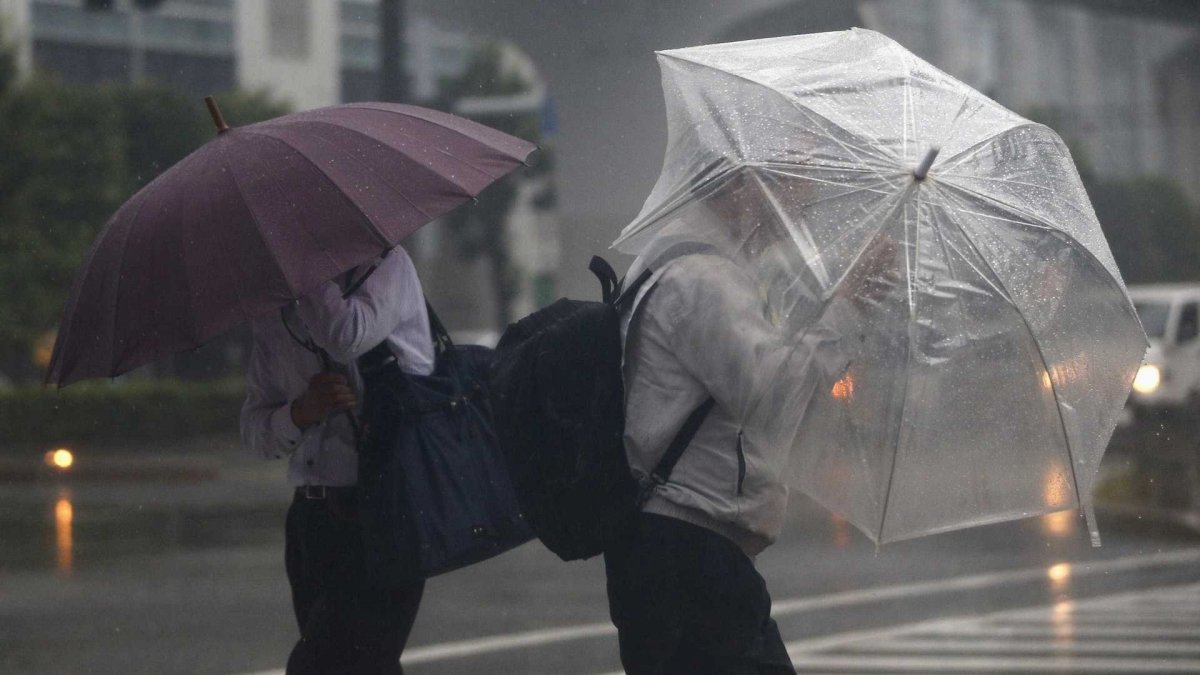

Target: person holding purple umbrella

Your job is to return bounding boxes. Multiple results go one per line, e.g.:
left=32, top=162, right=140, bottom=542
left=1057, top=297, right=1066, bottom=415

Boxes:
left=241, top=245, right=433, bottom=675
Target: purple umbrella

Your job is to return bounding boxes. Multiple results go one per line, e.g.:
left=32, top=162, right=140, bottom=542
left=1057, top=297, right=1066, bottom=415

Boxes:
left=46, top=98, right=536, bottom=386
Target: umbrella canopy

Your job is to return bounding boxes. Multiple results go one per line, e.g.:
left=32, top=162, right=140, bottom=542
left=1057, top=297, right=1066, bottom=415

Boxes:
left=47, top=101, right=535, bottom=386
left=614, top=29, right=1147, bottom=545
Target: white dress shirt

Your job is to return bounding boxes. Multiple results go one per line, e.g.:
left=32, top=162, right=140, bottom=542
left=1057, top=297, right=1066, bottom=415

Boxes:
left=240, top=246, right=434, bottom=487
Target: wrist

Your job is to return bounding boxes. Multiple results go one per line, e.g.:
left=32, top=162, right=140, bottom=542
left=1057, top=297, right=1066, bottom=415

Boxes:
left=290, top=397, right=316, bottom=430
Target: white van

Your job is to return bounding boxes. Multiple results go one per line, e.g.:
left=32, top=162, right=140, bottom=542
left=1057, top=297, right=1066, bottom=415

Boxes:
left=1127, top=284, right=1200, bottom=417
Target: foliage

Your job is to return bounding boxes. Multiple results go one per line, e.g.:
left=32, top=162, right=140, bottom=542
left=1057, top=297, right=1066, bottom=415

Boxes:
left=0, top=69, right=289, bottom=381
left=0, top=76, right=129, bottom=378
left=1026, top=107, right=1200, bottom=284
left=1090, top=176, right=1200, bottom=284
left=0, top=21, right=14, bottom=98
left=0, top=377, right=246, bottom=445
left=110, top=83, right=291, bottom=194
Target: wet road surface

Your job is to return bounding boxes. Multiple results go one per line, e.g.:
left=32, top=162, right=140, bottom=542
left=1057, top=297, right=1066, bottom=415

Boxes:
left=2, top=435, right=1199, bottom=674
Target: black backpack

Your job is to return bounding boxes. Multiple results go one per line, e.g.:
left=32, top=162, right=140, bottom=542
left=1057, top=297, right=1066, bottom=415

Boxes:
left=489, top=256, right=713, bottom=561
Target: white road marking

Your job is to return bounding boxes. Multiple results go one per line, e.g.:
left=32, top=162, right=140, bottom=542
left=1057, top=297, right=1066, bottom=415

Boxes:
left=771, top=547, right=1200, bottom=615
left=789, top=581, right=1200, bottom=673
left=235, top=547, right=1200, bottom=674
left=869, top=638, right=1200, bottom=655
left=788, top=655, right=1200, bottom=672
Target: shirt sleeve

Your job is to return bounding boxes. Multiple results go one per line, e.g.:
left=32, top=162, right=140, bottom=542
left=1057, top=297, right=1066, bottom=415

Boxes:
left=654, top=256, right=849, bottom=424
left=240, top=323, right=305, bottom=461
left=294, top=248, right=426, bottom=363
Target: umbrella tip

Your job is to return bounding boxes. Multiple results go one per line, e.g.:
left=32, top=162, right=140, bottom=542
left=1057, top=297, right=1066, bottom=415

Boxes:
left=204, top=95, right=231, bottom=135
left=913, top=147, right=941, bottom=181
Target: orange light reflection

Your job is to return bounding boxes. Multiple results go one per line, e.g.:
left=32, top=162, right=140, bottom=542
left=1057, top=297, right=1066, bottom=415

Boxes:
left=830, top=513, right=850, bottom=550
left=1041, top=510, right=1075, bottom=538
left=55, top=494, right=73, bottom=575
left=1052, top=599, right=1075, bottom=644
left=831, top=374, right=855, bottom=402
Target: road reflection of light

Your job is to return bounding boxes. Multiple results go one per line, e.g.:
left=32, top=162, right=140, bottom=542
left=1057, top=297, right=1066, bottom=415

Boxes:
left=1042, top=464, right=1071, bottom=509
left=830, top=513, right=849, bottom=550
left=1047, top=562, right=1072, bottom=587
left=1041, top=509, right=1075, bottom=538
left=831, top=373, right=854, bottom=402
left=55, top=491, right=73, bottom=576
left=1052, top=599, right=1075, bottom=644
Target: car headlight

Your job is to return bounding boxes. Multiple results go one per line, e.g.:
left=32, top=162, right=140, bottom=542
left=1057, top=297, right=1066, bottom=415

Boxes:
left=1133, top=364, right=1161, bottom=394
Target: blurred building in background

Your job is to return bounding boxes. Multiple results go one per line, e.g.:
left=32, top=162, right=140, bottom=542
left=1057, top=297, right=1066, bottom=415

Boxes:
left=0, top=0, right=560, bottom=336
left=1, top=0, right=486, bottom=109
left=1, top=0, right=1196, bottom=329
left=407, top=0, right=1200, bottom=300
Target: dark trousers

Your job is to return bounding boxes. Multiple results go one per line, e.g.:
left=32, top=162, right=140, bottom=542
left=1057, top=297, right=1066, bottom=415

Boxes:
left=284, top=490, right=425, bottom=675
left=604, top=513, right=795, bottom=675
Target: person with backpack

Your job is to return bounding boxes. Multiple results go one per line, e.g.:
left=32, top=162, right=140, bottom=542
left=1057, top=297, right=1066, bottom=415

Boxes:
left=605, top=171, right=896, bottom=674
left=240, top=245, right=433, bottom=675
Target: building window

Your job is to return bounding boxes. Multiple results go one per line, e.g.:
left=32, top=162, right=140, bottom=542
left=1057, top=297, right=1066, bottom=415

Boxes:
left=268, top=0, right=310, bottom=59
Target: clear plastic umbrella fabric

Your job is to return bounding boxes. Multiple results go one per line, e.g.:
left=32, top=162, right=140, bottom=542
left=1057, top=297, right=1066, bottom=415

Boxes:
left=614, top=29, right=1147, bottom=545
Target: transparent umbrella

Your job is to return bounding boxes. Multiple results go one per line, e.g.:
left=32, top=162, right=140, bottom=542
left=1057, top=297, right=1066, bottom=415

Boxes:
left=613, top=29, right=1147, bottom=545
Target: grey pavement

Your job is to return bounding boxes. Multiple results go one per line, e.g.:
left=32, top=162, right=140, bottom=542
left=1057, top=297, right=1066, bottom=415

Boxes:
left=2, top=434, right=1200, bottom=674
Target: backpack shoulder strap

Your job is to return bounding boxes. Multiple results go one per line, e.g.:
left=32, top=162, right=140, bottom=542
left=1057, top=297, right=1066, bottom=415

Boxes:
left=636, top=396, right=716, bottom=505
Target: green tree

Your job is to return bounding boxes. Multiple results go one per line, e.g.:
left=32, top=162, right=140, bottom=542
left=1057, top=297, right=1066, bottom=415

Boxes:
left=0, top=77, right=129, bottom=381
left=0, top=59, right=290, bottom=381
left=436, top=44, right=541, bottom=328
left=111, top=84, right=289, bottom=194
left=1090, top=176, right=1200, bottom=284
left=0, top=22, right=15, bottom=99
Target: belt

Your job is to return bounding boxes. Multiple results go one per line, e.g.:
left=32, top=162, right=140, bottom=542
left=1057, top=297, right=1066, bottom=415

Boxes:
left=295, top=485, right=357, bottom=500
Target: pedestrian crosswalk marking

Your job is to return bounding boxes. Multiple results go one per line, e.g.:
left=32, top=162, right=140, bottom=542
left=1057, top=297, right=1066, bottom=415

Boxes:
left=787, top=655, right=1200, bottom=672
left=788, top=581, right=1200, bottom=673
left=869, top=638, right=1200, bottom=655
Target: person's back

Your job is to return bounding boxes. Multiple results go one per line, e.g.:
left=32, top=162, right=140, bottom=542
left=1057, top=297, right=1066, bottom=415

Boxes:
left=606, top=199, right=888, bottom=673
left=622, top=252, right=848, bottom=557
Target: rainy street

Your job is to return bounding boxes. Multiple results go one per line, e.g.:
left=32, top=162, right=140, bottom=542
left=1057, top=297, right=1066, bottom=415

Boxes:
left=3, top=433, right=1199, bottom=675
left=4, top=2, right=1200, bottom=674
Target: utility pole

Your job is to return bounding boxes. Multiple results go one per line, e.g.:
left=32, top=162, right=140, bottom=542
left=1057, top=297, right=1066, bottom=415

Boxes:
left=379, top=0, right=409, bottom=103
left=128, top=0, right=145, bottom=83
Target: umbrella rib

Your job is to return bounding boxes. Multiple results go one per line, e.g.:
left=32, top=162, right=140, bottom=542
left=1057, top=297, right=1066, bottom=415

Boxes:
left=288, top=118, right=501, bottom=194
left=936, top=168, right=1101, bottom=234
left=933, top=190, right=1088, bottom=518
left=660, top=53, right=897, bottom=178
left=250, top=122, right=437, bottom=221
left=239, top=130, right=392, bottom=249
left=936, top=179, right=1128, bottom=293
left=342, top=103, right=532, bottom=172
left=875, top=184, right=921, bottom=542
left=935, top=122, right=1049, bottom=175
left=217, top=143, right=308, bottom=301
left=104, top=167, right=178, bottom=378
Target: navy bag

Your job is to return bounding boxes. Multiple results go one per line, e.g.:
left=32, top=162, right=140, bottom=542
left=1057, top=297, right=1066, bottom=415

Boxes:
left=356, top=304, right=533, bottom=584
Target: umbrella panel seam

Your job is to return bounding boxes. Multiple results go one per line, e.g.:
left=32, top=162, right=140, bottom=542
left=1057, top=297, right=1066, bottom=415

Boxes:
left=246, top=122, right=437, bottom=222
left=930, top=189, right=1088, bottom=524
